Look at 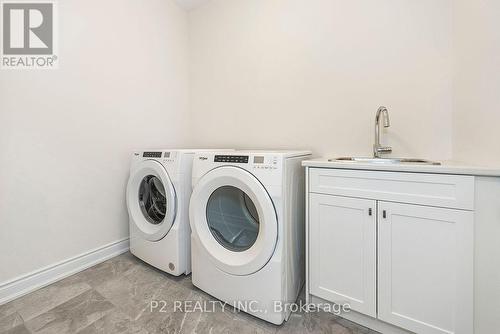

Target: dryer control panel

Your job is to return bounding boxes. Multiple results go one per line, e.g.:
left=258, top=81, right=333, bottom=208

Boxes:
left=193, top=152, right=285, bottom=186
left=214, top=155, right=249, bottom=164
left=252, top=155, right=278, bottom=170
left=213, top=154, right=278, bottom=170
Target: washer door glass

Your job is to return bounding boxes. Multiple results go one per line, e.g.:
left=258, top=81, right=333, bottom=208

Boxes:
left=126, top=159, right=177, bottom=242
left=206, top=186, right=259, bottom=252
left=139, top=175, right=167, bottom=225
left=189, top=166, right=278, bottom=275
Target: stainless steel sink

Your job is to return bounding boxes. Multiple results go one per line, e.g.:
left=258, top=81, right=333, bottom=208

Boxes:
left=329, top=157, right=441, bottom=165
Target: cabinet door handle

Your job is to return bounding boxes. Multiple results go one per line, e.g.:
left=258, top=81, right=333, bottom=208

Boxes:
left=383, top=210, right=387, bottom=219
left=368, top=208, right=372, bottom=216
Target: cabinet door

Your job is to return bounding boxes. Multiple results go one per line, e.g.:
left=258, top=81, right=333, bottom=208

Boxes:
left=309, top=193, right=377, bottom=317
left=378, top=202, right=473, bottom=334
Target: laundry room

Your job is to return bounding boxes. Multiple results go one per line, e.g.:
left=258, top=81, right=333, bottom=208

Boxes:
left=0, top=0, right=499, bottom=333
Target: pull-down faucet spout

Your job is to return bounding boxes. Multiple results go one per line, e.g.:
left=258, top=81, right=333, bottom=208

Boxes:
left=374, top=106, right=392, bottom=158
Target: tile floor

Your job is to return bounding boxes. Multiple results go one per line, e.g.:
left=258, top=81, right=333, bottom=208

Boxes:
left=0, top=253, right=379, bottom=334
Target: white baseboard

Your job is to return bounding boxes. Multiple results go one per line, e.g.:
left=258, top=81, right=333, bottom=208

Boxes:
left=0, top=238, right=130, bottom=305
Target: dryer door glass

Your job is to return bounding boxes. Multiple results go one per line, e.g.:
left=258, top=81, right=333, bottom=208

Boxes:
left=206, top=186, right=259, bottom=252
left=138, top=175, right=167, bottom=225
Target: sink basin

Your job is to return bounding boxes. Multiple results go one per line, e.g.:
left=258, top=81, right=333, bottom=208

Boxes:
left=329, top=157, right=441, bottom=165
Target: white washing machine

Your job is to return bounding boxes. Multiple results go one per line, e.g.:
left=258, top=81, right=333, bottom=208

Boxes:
left=189, top=150, right=312, bottom=324
left=126, top=149, right=232, bottom=276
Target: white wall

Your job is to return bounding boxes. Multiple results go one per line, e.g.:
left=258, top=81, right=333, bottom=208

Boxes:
left=453, top=0, right=500, bottom=166
left=188, top=0, right=454, bottom=160
left=0, top=0, right=189, bottom=283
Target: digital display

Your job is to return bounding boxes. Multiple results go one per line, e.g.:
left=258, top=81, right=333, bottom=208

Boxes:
left=214, top=155, right=249, bottom=164
left=253, top=156, right=265, bottom=164
left=143, top=152, right=162, bottom=158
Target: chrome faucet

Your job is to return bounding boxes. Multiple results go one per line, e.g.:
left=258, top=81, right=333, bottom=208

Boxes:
left=374, top=106, right=392, bottom=158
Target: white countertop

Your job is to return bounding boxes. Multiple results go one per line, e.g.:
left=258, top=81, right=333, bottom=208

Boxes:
left=302, top=158, right=500, bottom=177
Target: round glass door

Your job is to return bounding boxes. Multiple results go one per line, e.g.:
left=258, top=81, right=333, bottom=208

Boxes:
left=189, top=166, right=278, bottom=276
left=139, top=175, right=167, bottom=225
left=206, top=186, right=259, bottom=252
left=126, top=160, right=177, bottom=241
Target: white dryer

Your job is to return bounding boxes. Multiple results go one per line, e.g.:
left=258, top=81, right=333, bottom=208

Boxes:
left=126, top=149, right=231, bottom=276
left=189, top=150, right=312, bottom=324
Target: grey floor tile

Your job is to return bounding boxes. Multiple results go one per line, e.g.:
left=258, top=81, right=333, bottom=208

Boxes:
left=1, top=253, right=380, bottom=334
left=277, top=311, right=376, bottom=334
left=0, top=302, right=18, bottom=321
left=227, top=308, right=280, bottom=334
left=2, top=324, right=31, bottom=334
left=193, top=307, right=276, bottom=334
left=135, top=282, right=205, bottom=334
left=335, top=316, right=379, bottom=334
left=164, top=273, right=196, bottom=291
left=94, top=261, right=169, bottom=321
left=75, top=253, right=140, bottom=288
left=25, top=289, right=114, bottom=334
left=76, top=309, right=146, bottom=334
left=3, top=275, right=91, bottom=322
left=0, top=312, right=23, bottom=332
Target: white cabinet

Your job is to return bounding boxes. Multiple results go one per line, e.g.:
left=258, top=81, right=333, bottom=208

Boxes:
left=309, top=194, right=377, bottom=317
left=378, top=202, right=473, bottom=334
left=306, top=168, right=474, bottom=334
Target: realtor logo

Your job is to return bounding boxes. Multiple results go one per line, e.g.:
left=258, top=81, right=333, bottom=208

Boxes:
left=1, top=1, right=58, bottom=69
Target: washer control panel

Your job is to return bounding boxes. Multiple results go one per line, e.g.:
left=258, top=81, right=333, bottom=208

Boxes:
left=162, top=151, right=177, bottom=163
left=143, top=152, right=162, bottom=158
left=136, top=151, right=177, bottom=164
